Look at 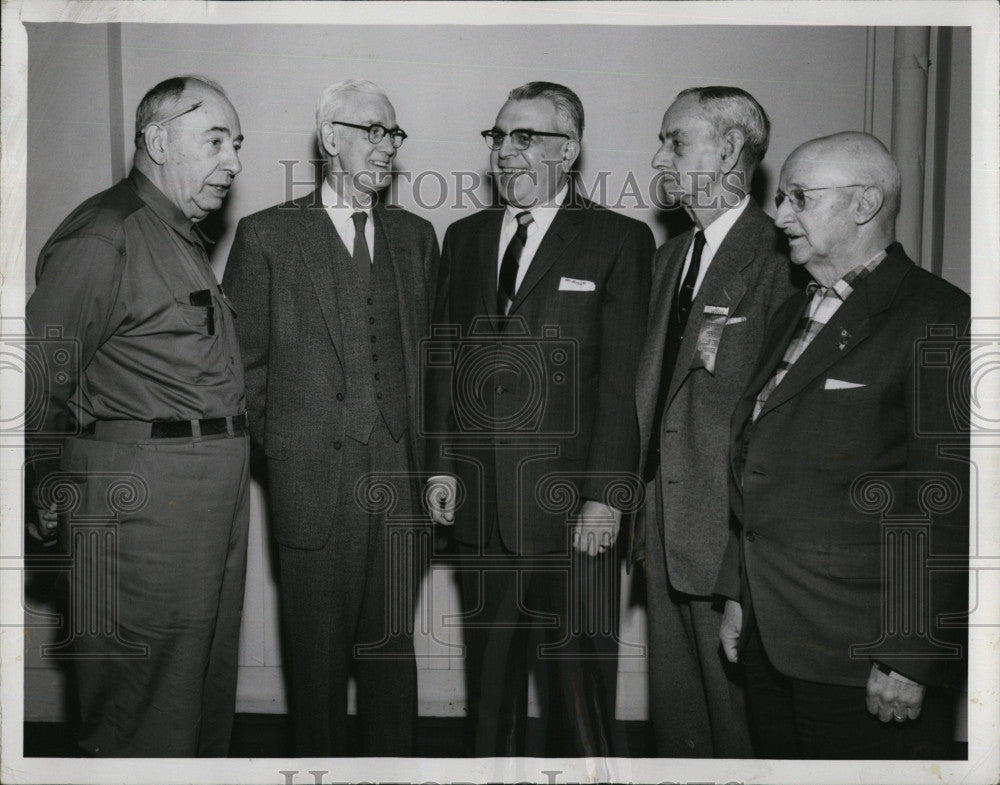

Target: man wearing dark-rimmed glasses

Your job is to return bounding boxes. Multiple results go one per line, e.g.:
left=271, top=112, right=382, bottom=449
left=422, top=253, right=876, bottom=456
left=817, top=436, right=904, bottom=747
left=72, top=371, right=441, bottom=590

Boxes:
left=425, top=81, right=653, bottom=756
left=223, top=78, right=439, bottom=756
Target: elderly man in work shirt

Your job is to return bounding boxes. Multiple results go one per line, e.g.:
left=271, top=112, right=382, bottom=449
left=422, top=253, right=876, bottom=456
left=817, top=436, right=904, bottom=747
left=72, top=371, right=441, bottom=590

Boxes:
left=25, top=75, right=249, bottom=757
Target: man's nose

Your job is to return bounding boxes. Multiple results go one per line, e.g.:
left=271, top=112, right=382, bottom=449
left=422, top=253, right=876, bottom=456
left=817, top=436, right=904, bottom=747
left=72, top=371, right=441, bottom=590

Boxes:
left=497, top=133, right=521, bottom=158
left=222, top=143, right=242, bottom=176
left=651, top=143, right=671, bottom=170
left=376, top=131, right=396, bottom=155
left=774, top=196, right=795, bottom=229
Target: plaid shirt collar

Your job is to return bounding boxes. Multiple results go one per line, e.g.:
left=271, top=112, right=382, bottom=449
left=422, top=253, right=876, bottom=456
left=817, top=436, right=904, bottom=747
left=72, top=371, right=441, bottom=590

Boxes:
left=810, top=247, right=890, bottom=302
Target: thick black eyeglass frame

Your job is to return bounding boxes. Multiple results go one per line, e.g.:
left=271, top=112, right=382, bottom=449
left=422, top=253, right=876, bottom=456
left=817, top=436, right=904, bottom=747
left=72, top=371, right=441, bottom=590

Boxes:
left=329, top=121, right=408, bottom=148
left=481, top=128, right=571, bottom=151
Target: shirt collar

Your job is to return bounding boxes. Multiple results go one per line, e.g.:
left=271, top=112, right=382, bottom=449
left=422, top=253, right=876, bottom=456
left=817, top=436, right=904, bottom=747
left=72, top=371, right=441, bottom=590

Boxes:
left=128, top=168, right=201, bottom=245
left=504, top=183, right=569, bottom=235
left=700, top=194, right=749, bottom=254
left=322, top=179, right=372, bottom=228
left=818, top=248, right=889, bottom=301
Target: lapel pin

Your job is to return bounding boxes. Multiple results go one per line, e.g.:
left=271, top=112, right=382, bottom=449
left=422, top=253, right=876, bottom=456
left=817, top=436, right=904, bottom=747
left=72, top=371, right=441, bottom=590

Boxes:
left=837, top=328, right=851, bottom=351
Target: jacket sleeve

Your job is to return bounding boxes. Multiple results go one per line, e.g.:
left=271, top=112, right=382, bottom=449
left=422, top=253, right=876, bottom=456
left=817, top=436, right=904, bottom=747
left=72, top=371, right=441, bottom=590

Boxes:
left=222, top=218, right=270, bottom=451
left=423, top=225, right=455, bottom=476
left=579, top=220, right=655, bottom=501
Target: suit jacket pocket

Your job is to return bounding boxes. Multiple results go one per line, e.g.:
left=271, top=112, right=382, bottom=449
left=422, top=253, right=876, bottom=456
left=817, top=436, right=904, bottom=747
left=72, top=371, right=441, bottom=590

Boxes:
left=264, top=432, right=290, bottom=461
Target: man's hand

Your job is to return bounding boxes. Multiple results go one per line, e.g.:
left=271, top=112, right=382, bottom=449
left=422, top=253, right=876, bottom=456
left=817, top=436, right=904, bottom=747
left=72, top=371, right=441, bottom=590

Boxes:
left=720, top=599, right=742, bottom=663
left=866, top=664, right=925, bottom=722
left=27, top=501, right=59, bottom=546
left=425, top=475, right=458, bottom=526
left=571, top=500, right=621, bottom=557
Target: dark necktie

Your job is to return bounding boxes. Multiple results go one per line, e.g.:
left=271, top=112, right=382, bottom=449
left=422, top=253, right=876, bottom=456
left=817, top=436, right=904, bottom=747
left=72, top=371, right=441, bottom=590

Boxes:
left=643, top=230, right=707, bottom=482
left=497, top=210, right=533, bottom=314
left=351, top=211, right=372, bottom=288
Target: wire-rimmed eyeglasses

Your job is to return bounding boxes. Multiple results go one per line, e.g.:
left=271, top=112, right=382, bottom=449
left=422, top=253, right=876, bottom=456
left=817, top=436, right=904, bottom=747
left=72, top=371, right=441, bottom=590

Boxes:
left=481, top=128, right=571, bottom=151
left=329, top=121, right=408, bottom=148
left=775, top=184, right=869, bottom=212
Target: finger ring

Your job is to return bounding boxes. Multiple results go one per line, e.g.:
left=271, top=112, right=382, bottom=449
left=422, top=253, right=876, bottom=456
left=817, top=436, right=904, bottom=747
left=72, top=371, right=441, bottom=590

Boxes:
left=893, top=713, right=905, bottom=721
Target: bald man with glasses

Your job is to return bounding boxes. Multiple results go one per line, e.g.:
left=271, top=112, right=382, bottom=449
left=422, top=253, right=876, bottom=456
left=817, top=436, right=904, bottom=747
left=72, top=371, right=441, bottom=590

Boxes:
left=223, top=79, right=438, bottom=757
left=716, top=132, right=969, bottom=758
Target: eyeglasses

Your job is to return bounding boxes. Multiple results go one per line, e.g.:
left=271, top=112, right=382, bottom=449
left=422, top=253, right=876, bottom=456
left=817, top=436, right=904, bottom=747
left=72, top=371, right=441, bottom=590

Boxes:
left=481, top=128, right=571, bottom=151
left=134, top=101, right=203, bottom=141
left=775, top=184, right=869, bottom=212
left=329, top=121, right=408, bottom=148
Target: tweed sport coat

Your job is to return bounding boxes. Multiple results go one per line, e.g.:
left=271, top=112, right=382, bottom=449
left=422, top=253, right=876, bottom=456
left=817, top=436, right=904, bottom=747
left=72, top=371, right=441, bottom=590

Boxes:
left=629, top=201, right=796, bottom=595
left=223, top=191, right=439, bottom=549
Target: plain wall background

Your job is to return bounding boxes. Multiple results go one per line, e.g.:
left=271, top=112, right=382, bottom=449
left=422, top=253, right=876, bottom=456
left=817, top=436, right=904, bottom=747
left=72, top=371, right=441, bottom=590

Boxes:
left=23, top=21, right=971, bottom=721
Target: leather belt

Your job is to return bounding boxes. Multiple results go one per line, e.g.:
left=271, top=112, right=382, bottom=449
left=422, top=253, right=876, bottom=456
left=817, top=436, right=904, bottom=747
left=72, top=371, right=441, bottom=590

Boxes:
left=80, top=413, right=248, bottom=440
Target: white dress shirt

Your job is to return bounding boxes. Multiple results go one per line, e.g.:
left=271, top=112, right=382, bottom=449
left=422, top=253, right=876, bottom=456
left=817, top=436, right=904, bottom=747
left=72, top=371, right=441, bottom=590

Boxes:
left=496, top=184, right=570, bottom=290
left=322, top=179, right=375, bottom=263
left=679, top=195, right=750, bottom=297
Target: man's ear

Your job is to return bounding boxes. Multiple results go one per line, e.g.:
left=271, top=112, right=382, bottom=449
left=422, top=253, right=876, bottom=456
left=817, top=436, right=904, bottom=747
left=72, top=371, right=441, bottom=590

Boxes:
left=143, top=124, right=169, bottom=166
left=561, top=138, right=581, bottom=171
left=854, top=185, right=885, bottom=225
left=719, top=128, right=746, bottom=175
left=320, top=121, right=338, bottom=159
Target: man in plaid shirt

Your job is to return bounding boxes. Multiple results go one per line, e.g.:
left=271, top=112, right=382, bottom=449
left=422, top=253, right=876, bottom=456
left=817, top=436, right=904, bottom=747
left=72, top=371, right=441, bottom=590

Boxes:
left=715, top=132, right=969, bottom=759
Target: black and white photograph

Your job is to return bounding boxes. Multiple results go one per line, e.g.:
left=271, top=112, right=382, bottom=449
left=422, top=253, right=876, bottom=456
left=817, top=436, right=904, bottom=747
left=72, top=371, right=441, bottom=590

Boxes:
left=1, top=1, right=997, bottom=783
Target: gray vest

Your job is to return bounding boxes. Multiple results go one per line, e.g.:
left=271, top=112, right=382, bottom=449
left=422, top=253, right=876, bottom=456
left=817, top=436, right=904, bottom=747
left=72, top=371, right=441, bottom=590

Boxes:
left=332, top=221, right=408, bottom=444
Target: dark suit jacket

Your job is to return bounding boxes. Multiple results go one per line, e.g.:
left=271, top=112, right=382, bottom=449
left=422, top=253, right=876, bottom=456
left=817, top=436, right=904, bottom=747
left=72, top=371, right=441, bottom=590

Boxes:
left=223, top=190, right=439, bottom=550
left=630, top=201, right=795, bottom=594
left=716, top=244, right=970, bottom=687
left=426, top=192, right=654, bottom=554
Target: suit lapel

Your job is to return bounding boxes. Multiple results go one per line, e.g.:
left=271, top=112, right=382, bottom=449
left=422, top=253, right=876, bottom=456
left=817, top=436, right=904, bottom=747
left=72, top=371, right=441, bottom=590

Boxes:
left=508, top=199, right=587, bottom=314
left=663, top=204, right=766, bottom=403
left=635, top=238, right=687, bottom=444
left=296, top=191, right=348, bottom=367
left=755, top=248, right=911, bottom=419
left=478, top=209, right=504, bottom=320
left=373, top=207, right=423, bottom=412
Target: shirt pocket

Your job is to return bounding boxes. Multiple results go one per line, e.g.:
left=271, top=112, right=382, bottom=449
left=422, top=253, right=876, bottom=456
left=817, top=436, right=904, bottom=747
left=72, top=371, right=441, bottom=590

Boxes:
left=173, top=299, right=213, bottom=336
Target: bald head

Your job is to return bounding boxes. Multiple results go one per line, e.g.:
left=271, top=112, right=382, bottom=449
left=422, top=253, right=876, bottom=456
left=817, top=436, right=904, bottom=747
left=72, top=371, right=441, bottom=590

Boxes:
left=788, top=132, right=901, bottom=221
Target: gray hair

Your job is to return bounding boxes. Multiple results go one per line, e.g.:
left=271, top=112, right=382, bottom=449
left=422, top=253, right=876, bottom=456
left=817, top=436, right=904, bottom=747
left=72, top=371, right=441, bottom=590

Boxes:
left=134, top=75, right=226, bottom=150
left=507, top=81, right=584, bottom=141
left=677, top=86, right=770, bottom=172
left=315, top=79, right=389, bottom=160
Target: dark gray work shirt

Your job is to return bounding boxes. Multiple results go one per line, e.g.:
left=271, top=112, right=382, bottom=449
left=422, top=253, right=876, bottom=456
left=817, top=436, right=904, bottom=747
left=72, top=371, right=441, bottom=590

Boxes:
left=27, top=168, right=245, bottom=454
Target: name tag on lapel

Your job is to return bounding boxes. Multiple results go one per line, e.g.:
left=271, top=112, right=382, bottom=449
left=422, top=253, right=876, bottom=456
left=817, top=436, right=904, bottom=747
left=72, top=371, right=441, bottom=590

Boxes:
left=690, top=305, right=730, bottom=375
left=559, top=277, right=596, bottom=292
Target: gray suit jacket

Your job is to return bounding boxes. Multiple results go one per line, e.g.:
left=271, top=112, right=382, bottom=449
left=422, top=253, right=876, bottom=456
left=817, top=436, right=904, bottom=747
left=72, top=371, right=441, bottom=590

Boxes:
left=629, top=200, right=796, bottom=595
left=223, top=190, right=439, bottom=549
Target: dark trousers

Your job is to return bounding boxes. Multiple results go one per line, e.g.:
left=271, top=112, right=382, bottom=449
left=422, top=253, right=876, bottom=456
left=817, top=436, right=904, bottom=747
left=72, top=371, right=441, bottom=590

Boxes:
left=743, top=627, right=958, bottom=759
left=61, top=431, right=250, bottom=757
left=278, top=418, right=419, bottom=756
left=456, top=533, right=621, bottom=757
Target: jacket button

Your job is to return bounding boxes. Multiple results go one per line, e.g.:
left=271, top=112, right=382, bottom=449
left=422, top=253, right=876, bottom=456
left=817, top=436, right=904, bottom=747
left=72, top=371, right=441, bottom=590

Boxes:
left=333, top=441, right=342, bottom=450
left=745, top=530, right=756, bottom=542
left=336, top=392, right=344, bottom=402
left=495, top=385, right=505, bottom=394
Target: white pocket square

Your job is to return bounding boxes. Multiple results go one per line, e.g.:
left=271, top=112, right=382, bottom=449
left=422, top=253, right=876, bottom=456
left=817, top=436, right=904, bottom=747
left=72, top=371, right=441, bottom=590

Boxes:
left=824, top=378, right=866, bottom=390
left=559, top=277, right=595, bottom=291
left=725, top=316, right=747, bottom=326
